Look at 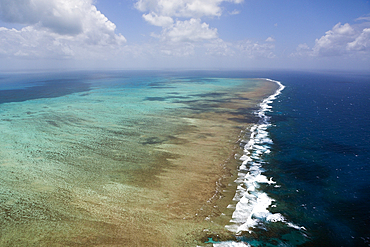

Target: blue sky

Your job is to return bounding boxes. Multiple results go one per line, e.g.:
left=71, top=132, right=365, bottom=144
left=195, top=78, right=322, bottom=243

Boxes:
left=0, top=0, right=369, bottom=71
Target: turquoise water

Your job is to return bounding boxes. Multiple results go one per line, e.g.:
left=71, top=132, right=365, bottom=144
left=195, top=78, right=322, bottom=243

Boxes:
left=0, top=71, right=267, bottom=245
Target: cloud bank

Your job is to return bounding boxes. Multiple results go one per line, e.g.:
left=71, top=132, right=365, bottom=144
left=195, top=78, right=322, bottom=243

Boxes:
left=132, top=0, right=276, bottom=60
left=0, top=0, right=277, bottom=67
left=161, top=18, right=218, bottom=43
left=0, top=0, right=126, bottom=59
left=135, top=0, right=243, bottom=19
left=293, top=21, right=370, bottom=58
left=135, top=0, right=243, bottom=43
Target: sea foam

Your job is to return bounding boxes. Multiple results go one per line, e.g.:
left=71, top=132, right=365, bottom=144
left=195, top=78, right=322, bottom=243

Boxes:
left=219, top=79, right=304, bottom=245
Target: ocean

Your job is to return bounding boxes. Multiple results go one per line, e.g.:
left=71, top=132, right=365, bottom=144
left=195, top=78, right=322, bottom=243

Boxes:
left=216, top=70, right=370, bottom=247
left=268, top=71, right=370, bottom=247
left=0, top=70, right=369, bottom=246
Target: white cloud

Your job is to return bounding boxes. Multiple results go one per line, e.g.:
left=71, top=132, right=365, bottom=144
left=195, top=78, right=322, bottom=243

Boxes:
left=0, top=0, right=126, bottom=59
left=356, top=15, right=370, bottom=22
left=161, top=18, right=218, bottom=43
left=290, top=43, right=310, bottom=57
left=135, top=0, right=243, bottom=19
left=205, top=38, right=234, bottom=56
left=204, top=38, right=276, bottom=58
left=137, top=32, right=272, bottom=59
left=0, top=0, right=280, bottom=68
left=293, top=21, right=370, bottom=57
left=229, top=9, right=240, bottom=15
left=265, top=36, right=275, bottom=42
left=142, top=12, right=174, bottom=27
left=312, top=22, right=356, bottom=56
left=133, top=0, right=275, bottom=61
left=1, top=0, right=86, bottom=35
left=237, top=40, right=275, bottom=58
left=120, top=35, right=274, bottom=60
left=0, top=25, right=126, bottom=60
left=135, top=0, right=245, bottom=50
left=135, top=0, right=244, bottom=47
left=0, top=0, right=42, bottom=25
left=347, top=28, right=370, bottom=52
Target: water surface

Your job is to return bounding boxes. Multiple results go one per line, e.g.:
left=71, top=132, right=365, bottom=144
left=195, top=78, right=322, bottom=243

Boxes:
left=0, top=71, right=276, bottom=246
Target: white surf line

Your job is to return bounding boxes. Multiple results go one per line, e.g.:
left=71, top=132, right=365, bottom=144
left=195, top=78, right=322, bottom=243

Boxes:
left=218, top=79, right=305, bottom=247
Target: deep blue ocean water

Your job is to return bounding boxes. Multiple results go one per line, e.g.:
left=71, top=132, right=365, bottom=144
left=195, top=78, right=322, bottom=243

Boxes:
left=222, top=70, right=370, bottom=247
left=0, top=70, right=369, bottom=246
left=203, top=70, right=370, bottom=247
left=264, top=71, right=370, bottom=247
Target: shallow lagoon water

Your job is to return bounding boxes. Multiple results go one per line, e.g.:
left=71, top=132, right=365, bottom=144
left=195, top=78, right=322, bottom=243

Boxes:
left=0, top=71, right=277, bottom=246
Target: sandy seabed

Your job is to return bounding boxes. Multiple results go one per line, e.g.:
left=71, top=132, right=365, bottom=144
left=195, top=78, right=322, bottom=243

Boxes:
left=0, top=78, right=278, bottom=246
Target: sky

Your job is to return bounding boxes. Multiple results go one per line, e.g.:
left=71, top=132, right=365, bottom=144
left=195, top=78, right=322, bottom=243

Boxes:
left=0, top=0, right=369, bottom=71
